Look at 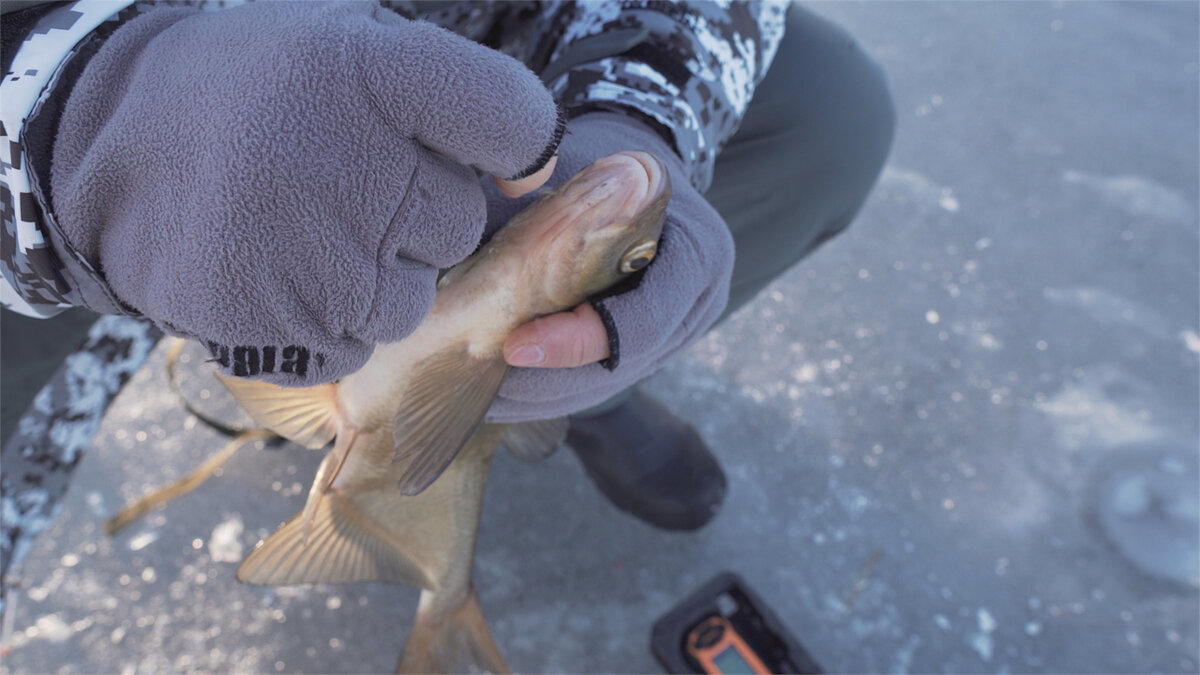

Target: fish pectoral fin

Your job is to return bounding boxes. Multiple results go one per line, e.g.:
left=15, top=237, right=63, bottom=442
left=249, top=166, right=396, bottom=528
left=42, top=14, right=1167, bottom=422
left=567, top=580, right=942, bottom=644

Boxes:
left=393, top=350, right=509, bottom=496
left=397, top=589, right=509, bottom=675
left=215, top=372, right=339, bottom=450
left=500, top=418, right=568, bottom=463
left=237, top=493, right=435, bottom=589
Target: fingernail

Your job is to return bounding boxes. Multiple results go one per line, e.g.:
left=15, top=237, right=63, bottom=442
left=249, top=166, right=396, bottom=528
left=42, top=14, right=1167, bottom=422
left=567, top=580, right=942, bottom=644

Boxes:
left=509, top=344, right=546, bottom=366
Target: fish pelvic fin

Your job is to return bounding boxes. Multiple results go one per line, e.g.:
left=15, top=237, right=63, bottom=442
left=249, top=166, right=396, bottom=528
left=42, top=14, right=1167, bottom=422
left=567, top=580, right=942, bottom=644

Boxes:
left=393, top=349, right=509, bottom=496
left=237, top=492, right=435, bottom=589
left=396, top=588, right=509, bottom=675
left=299, top=427, right=357, bottom=546
left=215, top=372, right=339, bottom=450
left=500, top=418, right=568, bottom=463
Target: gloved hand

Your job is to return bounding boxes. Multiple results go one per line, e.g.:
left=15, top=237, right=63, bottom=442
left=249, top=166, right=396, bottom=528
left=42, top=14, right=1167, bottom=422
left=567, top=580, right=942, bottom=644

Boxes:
left=482, top=113, right=735, bottom=423
left=50, top=1, right=562, bottom=384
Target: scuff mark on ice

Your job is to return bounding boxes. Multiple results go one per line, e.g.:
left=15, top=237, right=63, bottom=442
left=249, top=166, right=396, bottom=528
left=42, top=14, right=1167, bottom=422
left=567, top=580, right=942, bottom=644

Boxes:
left=128, top=531, right=158, bottom=552
left=1043, top=287, right=1173, bottom=340
left=890, top=634, right=921, bottom=674
left=208, top=516, right=244, bottom=564
left=968, top=608, right=998, bottom=662
left=1036, top=368, right=1160, bottom=449
left=1182, top=330, right=1200, bottom=354
left=1063, top=170, right=1193, bottom=221
left=881, top=167, right=961, bottom=213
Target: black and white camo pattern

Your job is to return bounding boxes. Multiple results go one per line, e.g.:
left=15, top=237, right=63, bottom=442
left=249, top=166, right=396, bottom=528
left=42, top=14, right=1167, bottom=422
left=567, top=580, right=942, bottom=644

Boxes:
left=0, top=316, right=161, bottom=613
left=382, top=1, right=788, bottom=192
left=3, top=0, right=785, bottom=315
left=543, top=1, right=787, bottom=192
left=0, top=0, right=244, bottom=320
left=0, top=0, right=136, bottom=318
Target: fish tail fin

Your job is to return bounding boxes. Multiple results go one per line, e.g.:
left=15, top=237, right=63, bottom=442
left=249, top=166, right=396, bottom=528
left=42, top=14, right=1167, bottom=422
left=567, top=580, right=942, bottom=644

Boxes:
left=396, top=588, right=509, bottom=675
left=237, top=493, right=434, bottom=589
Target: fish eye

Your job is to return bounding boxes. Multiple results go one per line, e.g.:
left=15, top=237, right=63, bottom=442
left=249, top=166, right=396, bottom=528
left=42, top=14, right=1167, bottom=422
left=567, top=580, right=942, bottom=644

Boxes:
left=619, top=241, right=657, bottom=273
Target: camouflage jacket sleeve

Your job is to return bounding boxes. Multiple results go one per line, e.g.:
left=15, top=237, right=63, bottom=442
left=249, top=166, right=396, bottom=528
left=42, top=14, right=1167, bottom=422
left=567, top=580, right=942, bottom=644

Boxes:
left=388, top=1, right=790, bottom=193
left=539, top=1, right=790, bottom=193
left=0, top=0, right=243, bottom=319
left=0, top=0, right=136, bottom=317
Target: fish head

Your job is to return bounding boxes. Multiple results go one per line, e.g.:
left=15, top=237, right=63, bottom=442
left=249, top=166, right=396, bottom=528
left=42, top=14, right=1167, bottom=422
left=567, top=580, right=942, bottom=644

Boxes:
left=520, top=150, right=671, bottom=307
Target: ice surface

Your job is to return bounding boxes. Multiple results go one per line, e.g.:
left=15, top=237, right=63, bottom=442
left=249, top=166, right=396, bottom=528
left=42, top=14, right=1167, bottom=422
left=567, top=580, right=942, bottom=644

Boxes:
left=2, top=2, right=1198, bottom=674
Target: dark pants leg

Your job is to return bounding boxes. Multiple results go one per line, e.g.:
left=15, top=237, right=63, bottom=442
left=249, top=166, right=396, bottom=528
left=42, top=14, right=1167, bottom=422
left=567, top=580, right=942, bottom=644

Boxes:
left=1, top=308, right=98, bottom=446
left=708, top=3, right=896, bottom=321
left=581, top=5, right=895, bottom=415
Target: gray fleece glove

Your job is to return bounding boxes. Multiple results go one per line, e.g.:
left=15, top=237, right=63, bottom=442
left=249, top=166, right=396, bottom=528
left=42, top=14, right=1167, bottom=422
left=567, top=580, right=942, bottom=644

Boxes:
left=50, top=1, right=562, bottom=384
left=483, top=113, right=735, bottom=423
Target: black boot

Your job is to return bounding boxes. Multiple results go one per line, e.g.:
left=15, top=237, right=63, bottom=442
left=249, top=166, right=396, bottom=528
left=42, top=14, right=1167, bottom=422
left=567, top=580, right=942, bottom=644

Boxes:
left=566, top=389, right=727, bottom=531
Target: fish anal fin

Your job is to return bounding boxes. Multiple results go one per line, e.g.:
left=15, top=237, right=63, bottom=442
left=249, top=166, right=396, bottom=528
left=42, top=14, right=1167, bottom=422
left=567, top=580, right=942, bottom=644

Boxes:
left=393, top=348, right=509, bottom=495
left=298, top=427, right=356, bottom=545
left=237, top=494, right=435, bottom=589
left=500, top=418, right=568, bottom=463
left=215, top=372, right=339, bottom=450
left=397, top=589, right=509, bottom=675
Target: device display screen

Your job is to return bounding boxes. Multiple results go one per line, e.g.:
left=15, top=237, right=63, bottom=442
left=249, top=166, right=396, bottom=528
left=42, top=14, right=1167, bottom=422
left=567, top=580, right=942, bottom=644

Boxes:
left=712, top=645, right=757, bottom=675
left=652, top=573, right=824, bottom=674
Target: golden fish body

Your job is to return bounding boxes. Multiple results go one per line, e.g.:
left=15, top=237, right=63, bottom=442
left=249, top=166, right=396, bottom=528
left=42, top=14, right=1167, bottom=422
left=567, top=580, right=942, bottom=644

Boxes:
left=222, top=150, right=669, bottom=495
left=218, top=151, right=671, bottom=673
left=238, top=423, right=535, bottom=673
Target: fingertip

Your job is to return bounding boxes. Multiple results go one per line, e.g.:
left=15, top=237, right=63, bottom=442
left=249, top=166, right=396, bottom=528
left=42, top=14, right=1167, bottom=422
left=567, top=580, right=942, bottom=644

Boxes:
left=503, top=307, right=609, bottom=368
left=505, top=343, right=546, bottom=367
left=494, top=154, right=558, bottom=198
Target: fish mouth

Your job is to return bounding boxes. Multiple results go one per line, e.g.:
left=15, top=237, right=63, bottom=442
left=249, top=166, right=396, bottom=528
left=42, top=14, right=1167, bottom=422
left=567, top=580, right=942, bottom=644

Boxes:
left=554, top=151, right=669, bottom=230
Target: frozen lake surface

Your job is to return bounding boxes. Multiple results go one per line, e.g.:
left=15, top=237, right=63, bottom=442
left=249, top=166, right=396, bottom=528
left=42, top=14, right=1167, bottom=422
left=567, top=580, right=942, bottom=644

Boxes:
left=3, top=2, right=1198, bottom=673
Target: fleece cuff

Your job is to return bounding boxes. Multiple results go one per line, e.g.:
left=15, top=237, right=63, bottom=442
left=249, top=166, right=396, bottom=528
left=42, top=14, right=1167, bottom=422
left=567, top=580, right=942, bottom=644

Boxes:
left=485, top=112, right=733, bottom=422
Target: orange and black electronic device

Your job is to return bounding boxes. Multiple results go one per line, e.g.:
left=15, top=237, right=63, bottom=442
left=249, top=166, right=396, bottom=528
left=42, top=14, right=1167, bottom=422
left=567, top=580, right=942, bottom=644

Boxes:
left=686, top=615, right=771, bottom=674
left=652, top=572, right=822, bottom=674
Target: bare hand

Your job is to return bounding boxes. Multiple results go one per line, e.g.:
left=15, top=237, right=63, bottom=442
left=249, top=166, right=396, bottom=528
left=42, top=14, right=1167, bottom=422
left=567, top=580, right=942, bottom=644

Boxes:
left=493, top=154, right=558, bottom=197
left=503, top=303, right=610, bottom=367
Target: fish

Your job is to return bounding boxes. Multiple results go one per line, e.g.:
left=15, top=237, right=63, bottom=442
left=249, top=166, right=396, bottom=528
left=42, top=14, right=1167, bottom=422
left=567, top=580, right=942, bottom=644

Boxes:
left=240, top=421, right=563, bottom=673
left=218, top=150, right=669, bottom=500
left=215, top=150, right=671, bottom=672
